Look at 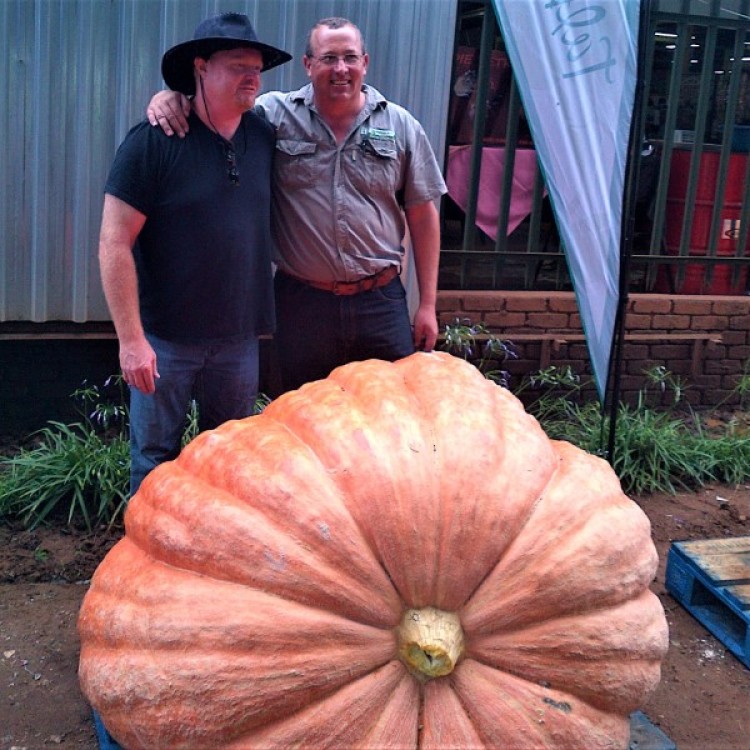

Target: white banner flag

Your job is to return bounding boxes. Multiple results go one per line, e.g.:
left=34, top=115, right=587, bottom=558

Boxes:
left=491, top=0, right=640, bottom=399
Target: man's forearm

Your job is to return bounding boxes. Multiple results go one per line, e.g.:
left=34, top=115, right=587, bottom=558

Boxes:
left=98, top=194, right=148, bottom=345
left=100, top=243, right=144, bottom=345
left=405, top=200, right=441, bottom=350
left=406, top=201, right=440, bottom=308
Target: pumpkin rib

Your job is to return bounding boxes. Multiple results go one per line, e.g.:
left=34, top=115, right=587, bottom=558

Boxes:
left=394, top=355, right=558, bottom=611
left=446, top=456, right=559, bottom=619
left=461, top=441, right=659, bottom=634
left=393, top=355, right=556, bottom=583
left=79, top=542, right=399, bottom=747
left=462, top=506, right=655, bottom=633
left=81, top=649, right=400, bottom=748
left=78, top=541, right=397, bottom=654
left=356, top=668, right=421, bottom=749
left=420, top=679, right=485, bottom=749
left=263, top=368, right=444, bottom=608
left=222, top=661, right=415, bottom=749
left=451, top=660, right=630, bottom=750
left=317, top=354, right=558, bottom=610
left=466, top=589, right=669, bottom=713
left=126, top=441, right=402, bottom=628
left=327, top=356, right=471, bottom=604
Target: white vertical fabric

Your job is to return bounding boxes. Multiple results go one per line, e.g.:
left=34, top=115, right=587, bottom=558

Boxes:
left=491, top=0, right=640, bottom=399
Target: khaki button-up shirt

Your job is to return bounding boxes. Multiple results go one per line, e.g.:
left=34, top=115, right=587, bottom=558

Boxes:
left=258, top=84, right=446, bottom=283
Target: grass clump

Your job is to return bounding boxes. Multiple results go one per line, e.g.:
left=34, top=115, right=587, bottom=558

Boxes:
left=440, top=318, right=516, bottom=386
left=1, top=421, right=130, bottom=530
left=0, top=378, right=268, bottom=530
left=0, top=378, right=129, bottom=530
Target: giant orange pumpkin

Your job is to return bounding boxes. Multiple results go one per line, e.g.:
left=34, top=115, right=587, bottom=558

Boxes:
left=78, top=351, right=668, bottom=749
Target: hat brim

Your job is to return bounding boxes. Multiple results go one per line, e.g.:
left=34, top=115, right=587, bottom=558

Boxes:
left=162, top=38, right=292, bottom=95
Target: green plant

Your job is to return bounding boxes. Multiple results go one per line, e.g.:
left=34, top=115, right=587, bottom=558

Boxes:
left=182, top=399, right=200, bottom=448
left=440, top=318, right=517, bottom=386
left=0, top=378, right=130, bottom=530
left=515, top=365, right=585, bottom=427
left=641, top=364, right=689, bottom=407
left=0, top=420, right=130, bottom=530
left=0, top=379, right=273, bottom=530
left=607, top=401, right=710, bottom=495
left=254, top=392, right=272, bottom=414
left=737, top=363, right=750, bottom=411
left=75, top=377, right=129, bottom=431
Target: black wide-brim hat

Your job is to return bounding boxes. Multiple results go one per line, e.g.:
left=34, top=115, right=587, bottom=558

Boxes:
left=162, top=12, right=292, bottom=96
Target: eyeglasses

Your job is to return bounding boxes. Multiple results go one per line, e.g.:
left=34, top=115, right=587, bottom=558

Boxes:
left=224, top=144, right=239, bottom=186
left=314, top=54, right=363, bottom=67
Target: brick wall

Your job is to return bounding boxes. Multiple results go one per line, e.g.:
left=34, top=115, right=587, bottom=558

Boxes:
left=437, top=291, right=750, bottom=408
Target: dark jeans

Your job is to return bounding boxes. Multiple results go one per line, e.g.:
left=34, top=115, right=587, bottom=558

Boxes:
left=274, top=272, right=415, bottom=391
left=128, top=333, right=259, bottom=496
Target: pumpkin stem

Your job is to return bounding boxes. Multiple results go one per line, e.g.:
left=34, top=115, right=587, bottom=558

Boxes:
left=397, top=607, right=464, bottom=680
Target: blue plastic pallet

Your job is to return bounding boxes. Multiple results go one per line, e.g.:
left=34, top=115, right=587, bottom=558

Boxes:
left=665, top=536, right=750, bottom=669
left=93, top=709, right=672, bottom=749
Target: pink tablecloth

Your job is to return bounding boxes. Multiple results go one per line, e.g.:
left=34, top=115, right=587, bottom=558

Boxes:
left=446, top=145, right=541, bottom=240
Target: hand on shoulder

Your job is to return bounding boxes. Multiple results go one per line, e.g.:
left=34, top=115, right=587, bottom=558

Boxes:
left=147, top=90, right=192, bottom=137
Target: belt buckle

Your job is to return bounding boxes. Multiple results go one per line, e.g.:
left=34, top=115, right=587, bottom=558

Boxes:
left=332, top=280, right=353, bottom=295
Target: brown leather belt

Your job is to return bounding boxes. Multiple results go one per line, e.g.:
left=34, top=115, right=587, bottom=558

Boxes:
left=281, top=265, right=400, bottom=295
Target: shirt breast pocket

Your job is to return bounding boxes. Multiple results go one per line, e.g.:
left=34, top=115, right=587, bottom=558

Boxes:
left=353, top=140, right=400, bottom=196
left=275, top=139, right=322, bottom=190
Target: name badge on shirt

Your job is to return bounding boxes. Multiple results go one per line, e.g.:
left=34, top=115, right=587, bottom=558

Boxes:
left=360, top=127, right=396, bottom=143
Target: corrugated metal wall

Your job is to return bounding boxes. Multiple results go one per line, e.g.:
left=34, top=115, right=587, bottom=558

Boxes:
left=1, top=0, right=456, bottom=324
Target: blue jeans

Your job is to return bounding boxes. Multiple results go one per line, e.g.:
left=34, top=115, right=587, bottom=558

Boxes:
left=128, top=334, right=259, bottom=496
left=274, top=272, right=415, bottom=391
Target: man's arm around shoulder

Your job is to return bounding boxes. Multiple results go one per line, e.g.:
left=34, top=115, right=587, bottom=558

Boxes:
left=146, top=91, right=192, bottom=137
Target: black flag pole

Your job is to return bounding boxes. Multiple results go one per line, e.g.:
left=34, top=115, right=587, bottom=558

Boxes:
left=605, top=0, right=653, bottom=464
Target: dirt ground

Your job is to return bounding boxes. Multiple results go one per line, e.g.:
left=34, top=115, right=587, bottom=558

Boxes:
left=1, top=485, right=749, bottom=750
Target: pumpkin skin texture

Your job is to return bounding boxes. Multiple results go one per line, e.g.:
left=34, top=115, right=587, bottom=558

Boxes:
left=78, top=351, right=668, bottom=749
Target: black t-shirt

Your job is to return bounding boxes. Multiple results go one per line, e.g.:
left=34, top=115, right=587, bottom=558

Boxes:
left=105, top=110, right=275, bottom=342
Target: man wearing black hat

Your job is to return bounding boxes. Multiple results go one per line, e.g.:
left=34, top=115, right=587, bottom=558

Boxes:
left=147, top=17, right=446, bottom=393
left=99, top=13, right=291, bottom=495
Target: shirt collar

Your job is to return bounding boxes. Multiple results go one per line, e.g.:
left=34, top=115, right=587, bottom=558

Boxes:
left=290, top=83, right=388, bottom=115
